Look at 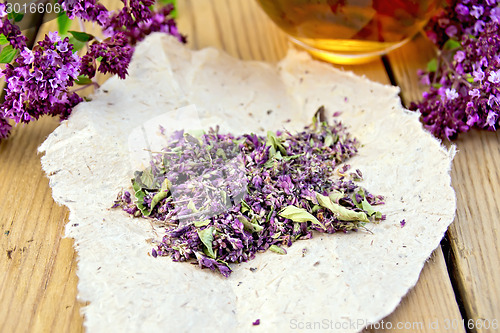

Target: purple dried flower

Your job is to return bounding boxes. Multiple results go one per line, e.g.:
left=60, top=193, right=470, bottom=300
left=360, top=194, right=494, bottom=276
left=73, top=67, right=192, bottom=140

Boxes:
left=114, top=116, right=385, bottom=277
left=252, top=319, right=261, bottom=326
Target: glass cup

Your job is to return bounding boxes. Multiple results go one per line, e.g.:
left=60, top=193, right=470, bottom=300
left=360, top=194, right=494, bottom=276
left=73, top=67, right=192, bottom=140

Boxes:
left=257, top=0, right=443, bottom=64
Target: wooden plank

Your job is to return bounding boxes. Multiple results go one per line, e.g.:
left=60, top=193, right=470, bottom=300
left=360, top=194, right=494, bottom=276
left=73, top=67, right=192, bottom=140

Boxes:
left=387, top=33, right=500, bottom=332
left=0, top=2, right=466, bottom=332
left=448, top=130, right=500, bottom=331
left=0, top=117, right=84, bottom=333
left=384, top=35, right=437, bottom=106
left=363, top=250, right=465, bottom=332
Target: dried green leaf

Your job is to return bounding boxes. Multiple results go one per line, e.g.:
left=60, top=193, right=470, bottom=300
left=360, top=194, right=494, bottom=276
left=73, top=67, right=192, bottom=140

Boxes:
left=216, top=148, right=227, bottom=160
left=282, top=153, right=304, bottom=162
left=263, top=157, right=277, bottom=169
left=148, top=178, right=172, bottom=214
left=139, top=168, right=155, bottom=189
left=324, top=134, right=334, bottom=147
left=265, top=207, right=274, bottom=223
left=197, top=227, right=216, bottom=259
left=132, top=180, right=148, bottom=216
left=273, top=151, right=283, bottom=160
left=361, top=199, right=376, bottom=217
left=279, top=205, right=325, bottom=229
left=328, top=190, right=344, bottom=203
left=147, top=192, right=168, bottom=216
left=269, top=244, right=287, bottom=255
left=352, top=192, right=363, bottom=210
left=240, top=199, right=252, bottom=214
left=194, top=220, right=210, bottom=227
left=220, top=190, right=228, bottom=206
left=266, top=131, right=287, bottom=156
left=187, top=200, right=198, bottom=213
left=311, top=106, right=325, bottom=131
left=316, top=192, right=369, bottom=222
left=161, top=178, right=172, bottom=192
left=233, top=137, right=247, bottom=146
left=239, top=215, right=263, bottom=233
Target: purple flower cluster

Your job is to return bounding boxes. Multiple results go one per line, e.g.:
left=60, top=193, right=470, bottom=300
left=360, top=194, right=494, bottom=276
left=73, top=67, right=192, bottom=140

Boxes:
left=411, top=0, right=500, bottom=139
left=0, top=32, right=82, bottom=127
left=114, top=4, right=186, bottom=45
left=81, top=32, right=133, bottom=79
left=115, top=115, right=385, bottom=277
left=63, top=0, right=185, bottom=45
left=0, top=4, right=28, bottom=137
left=425, top=0, right=500, bottom=47
left=61, top=0, right=109, bottom=22
left=0, top=1, right=184, bottom=140
left=0, top=4, right=27, bottom=49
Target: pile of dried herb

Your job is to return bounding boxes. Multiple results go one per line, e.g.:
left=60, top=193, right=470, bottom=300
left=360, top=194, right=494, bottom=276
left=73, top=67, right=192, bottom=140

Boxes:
left=114, top=110, right=385, bottom=277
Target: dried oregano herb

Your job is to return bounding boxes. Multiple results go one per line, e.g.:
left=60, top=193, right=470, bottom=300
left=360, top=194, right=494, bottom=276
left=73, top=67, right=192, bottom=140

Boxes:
left=114, top=109, right=385, bottom=277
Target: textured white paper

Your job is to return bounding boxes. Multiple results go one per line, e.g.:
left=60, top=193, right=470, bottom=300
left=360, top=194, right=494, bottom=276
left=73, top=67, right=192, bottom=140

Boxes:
left=39, top=34, right=456, bottom=333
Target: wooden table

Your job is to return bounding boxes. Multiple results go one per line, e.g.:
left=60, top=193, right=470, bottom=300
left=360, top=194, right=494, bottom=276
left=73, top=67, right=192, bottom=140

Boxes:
left=1, top=1, right=499, bottom=332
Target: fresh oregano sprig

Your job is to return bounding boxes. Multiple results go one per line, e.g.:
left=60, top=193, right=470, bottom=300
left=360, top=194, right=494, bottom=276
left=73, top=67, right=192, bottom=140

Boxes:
left=0, top=0, right=185, bottom=140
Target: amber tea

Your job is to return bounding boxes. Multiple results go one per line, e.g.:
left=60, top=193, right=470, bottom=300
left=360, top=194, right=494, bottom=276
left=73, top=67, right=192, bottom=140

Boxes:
left=257, top=0, right=443, bottom=64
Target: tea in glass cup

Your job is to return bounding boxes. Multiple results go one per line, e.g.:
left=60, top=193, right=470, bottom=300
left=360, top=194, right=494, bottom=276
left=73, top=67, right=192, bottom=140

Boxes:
left=257, top=0, right=443, bottom=64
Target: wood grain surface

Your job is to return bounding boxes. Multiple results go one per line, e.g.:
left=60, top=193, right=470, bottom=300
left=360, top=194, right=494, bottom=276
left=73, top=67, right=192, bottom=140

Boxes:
left=388, top=35, right=500, bottom=333
left=1, top=0, right=496, bottom=332
left=0, top=117, right=84, bottom=333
